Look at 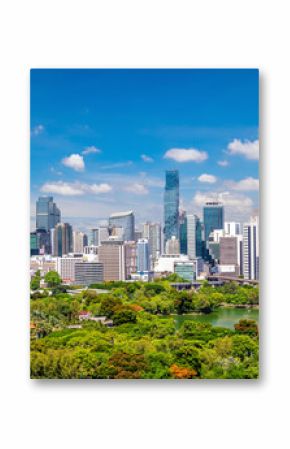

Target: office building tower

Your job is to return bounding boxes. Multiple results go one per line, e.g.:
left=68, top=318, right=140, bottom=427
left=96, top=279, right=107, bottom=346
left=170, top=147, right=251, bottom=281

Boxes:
left=224, top=222, right=241, bottom=236
left=36, top=196, right=61, bottom=232
left=134, top=230, right=143, bottom=241
left=53, top=223, right=73, bottom=257
left=243, top=216, right=259, bottom=280
left=179, top=212, right=187, bottom=255
left=73, top=231, right=88, bottom=253
left=109, top=211, right=135, bottom=242
left=220, top=237, right=238, bottom=265
left=203, top=202, right=224, bottom=243
left=74, top=262, right=104, bottom=285
left=137, top=238, right=150, bottom=272
left=56, top=256, right=83, bottom=283
left=83, top=245, right=98, bottom=255
left=186, top=214, right=203, bottom=259
left=30, top=232, right=39, bottom=256
left=124, top=241, right=137, bottom=279
left=108, top=225, right=124, bottom=240
left=165, top=236, right=180, bottom=255
left=143, top=222, right=161, bottom=263
left=164, top=170, right=179, bottom=245
left=98, top=240, right=125, bottom=281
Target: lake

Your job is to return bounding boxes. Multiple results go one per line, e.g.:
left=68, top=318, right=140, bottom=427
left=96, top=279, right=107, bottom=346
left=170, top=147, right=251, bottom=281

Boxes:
left=173, top=307, right=259, bottom=330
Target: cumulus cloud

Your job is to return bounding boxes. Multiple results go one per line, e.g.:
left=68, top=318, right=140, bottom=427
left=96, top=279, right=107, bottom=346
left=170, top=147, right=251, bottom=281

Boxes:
left=141, top=154, right=154, bottom=163
left=225, top=177, right=259, bottom=191
left=217, top=160, right=229, bottom=167
left=124, top=183, right=149, bottom=195
left=31, top=124, right=44, bottom=136
left=198, top=173, right=217, bottom=184
left=193, top=190, right=254, bottom=219
left=40, top=181, right=112, bottom=196
left=164, top=147, right=208, bottom=163
left=82, top=146, right=101, bottom=155
left=62, top=154, right=85, bottom=171
left=227, top=139, right=259, bottom=160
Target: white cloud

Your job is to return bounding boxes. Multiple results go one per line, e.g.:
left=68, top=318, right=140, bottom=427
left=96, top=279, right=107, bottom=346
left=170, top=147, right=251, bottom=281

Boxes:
left=88, top=183, right=112, bottom=194
left=164, top=147, right=208, bottom=163
left=82, top=146, right=101, bottom=155
left=225, top=177, right=259, bottom=191
left=198, top=173, right=217, bottom=184
left=217, top=160, right=229, bottom=167
left=193, top=190, right=254, bottom=220
left=62, top=154, right=85, bottom=171
left=141, top=154, right=154, bottom=163
left=227, top=139, right=259, bottom=160
left=31, top=124, right=44, bottom=136
left=124, top=183, right=149, bottom=195
left=41, top=182, right=84, bottom=196
left=40, top=181, right=112, bottom=196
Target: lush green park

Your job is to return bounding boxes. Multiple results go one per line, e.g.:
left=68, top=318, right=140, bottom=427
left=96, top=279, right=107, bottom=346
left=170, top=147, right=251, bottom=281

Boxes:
left=30, top=273, right=259, bottom=379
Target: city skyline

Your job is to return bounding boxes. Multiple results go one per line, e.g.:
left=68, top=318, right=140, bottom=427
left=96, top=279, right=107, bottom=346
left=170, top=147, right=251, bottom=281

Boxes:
left=31, top=69, right=259, bottom=231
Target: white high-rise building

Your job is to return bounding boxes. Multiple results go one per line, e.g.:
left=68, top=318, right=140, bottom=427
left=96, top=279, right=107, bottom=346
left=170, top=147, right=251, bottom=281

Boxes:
left=142, top=222, right=161, bottom=265
left=165, top=236, right=180, bottom=255
left=224, top=222, right=241, bottom=236
left=243, top=216, right=259, bottom=280
left=56, top=256, right=83, bottom=283
left=73, top=231, right=88, bottom=253
left=137, top=238, right=150, bottom=272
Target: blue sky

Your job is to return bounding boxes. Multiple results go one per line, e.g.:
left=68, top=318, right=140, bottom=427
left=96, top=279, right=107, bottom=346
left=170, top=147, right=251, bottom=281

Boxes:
left=31, top=69, right=259, bottom=231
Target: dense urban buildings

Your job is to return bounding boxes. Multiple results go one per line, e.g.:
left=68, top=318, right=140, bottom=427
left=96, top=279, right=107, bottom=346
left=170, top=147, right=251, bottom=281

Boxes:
left=164, top=170, right=179, bottom=245
left=30, top=172, right=259, bottom=283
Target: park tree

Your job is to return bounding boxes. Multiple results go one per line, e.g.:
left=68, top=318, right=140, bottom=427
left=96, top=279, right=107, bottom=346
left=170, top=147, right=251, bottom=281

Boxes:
left=44, top=271, right=62, bottom=288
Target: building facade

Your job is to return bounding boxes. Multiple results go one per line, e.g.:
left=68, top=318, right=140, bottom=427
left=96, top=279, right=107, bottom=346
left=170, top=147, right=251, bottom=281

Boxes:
left=73, top=231, right=88, bottom=253
left=109, top=211, right=135, bottom=242
left=165, top=236, right=180, bottom=255
left=243, top=216, right=259, bottom=280
left=203, top=202, right=224, bottom=243
left=98, top=240, right=125, bottom=281
left=164, top=170, right=179, bottom=245
left=53, top=223, right=73, bottom=257
left=36, top=196, right=61, bottom=232
left=74, top=262, right=104, bottom=285
left=137, top=238, right=150, bottom=272
left=56, top=256, right=83, bottom=283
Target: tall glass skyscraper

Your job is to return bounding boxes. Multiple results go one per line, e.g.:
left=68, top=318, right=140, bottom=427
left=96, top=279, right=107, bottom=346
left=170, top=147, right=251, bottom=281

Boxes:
left=203, top=202, right=224, bottom=243
left=109, top=210, right=135, bottom=241
left=53, top=223, right=73, bottom=257
left=164, top=170, right=179, bottom=245
left=36, top=196, right=61, bottom=231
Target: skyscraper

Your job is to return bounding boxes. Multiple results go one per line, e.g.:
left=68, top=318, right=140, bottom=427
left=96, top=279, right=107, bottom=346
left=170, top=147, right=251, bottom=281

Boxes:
left=53, top=223, right=73, bottom=257
left=98, top=240, right=125, bottom=281
left=36, top=196, right=61, bottom=232
left=203, top=202, right=224, bottom=243
left=137, top=238, right=150, bottom=272
left=243, top=216, right=259, bottom=280
left=142, top=222, right=161, bottom=263
left=109, top=211, right=135, bottom=242
left=179, top=212, right=187, bottom=255
left=73, top=231, right=88, bottom=253
left=164, top=170, right=179, bottom=245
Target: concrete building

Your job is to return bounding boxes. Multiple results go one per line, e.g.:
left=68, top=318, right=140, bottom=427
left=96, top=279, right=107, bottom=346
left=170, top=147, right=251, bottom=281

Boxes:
left=73, top=231, right=88, bottom=253
left=56, top=256, right=83, bottom=283
left=243, top=216, right=259, bottom=280
left=53, top=223, right=73, bottom=257
left=84, top=245, right=98, bottom=255
left=165, top=236, right=180, bottom=255
left=142, top=222, right=161, bottom=264
left=174, top=261, right=195, bottom=282
left=137, top=238, right=150, bottom=272
left=98, top=240, right=125, bottom=281
left=224, top=222, right=241, bottom=236
left=109, top=211, right=135, bottom=242
left=154, top=254, right=190, bottom=273
left=124, top=241, right=137, bottom=279
left=74, top=262, right=104, bottom=285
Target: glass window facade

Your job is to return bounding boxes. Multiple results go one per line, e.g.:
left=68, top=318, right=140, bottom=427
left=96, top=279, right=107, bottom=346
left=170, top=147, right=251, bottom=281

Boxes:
left=164, top=170, right=179, bottom=244
left=36, top=196, right=61, bottom=232
left=203, top=202, right=224, bottom=243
